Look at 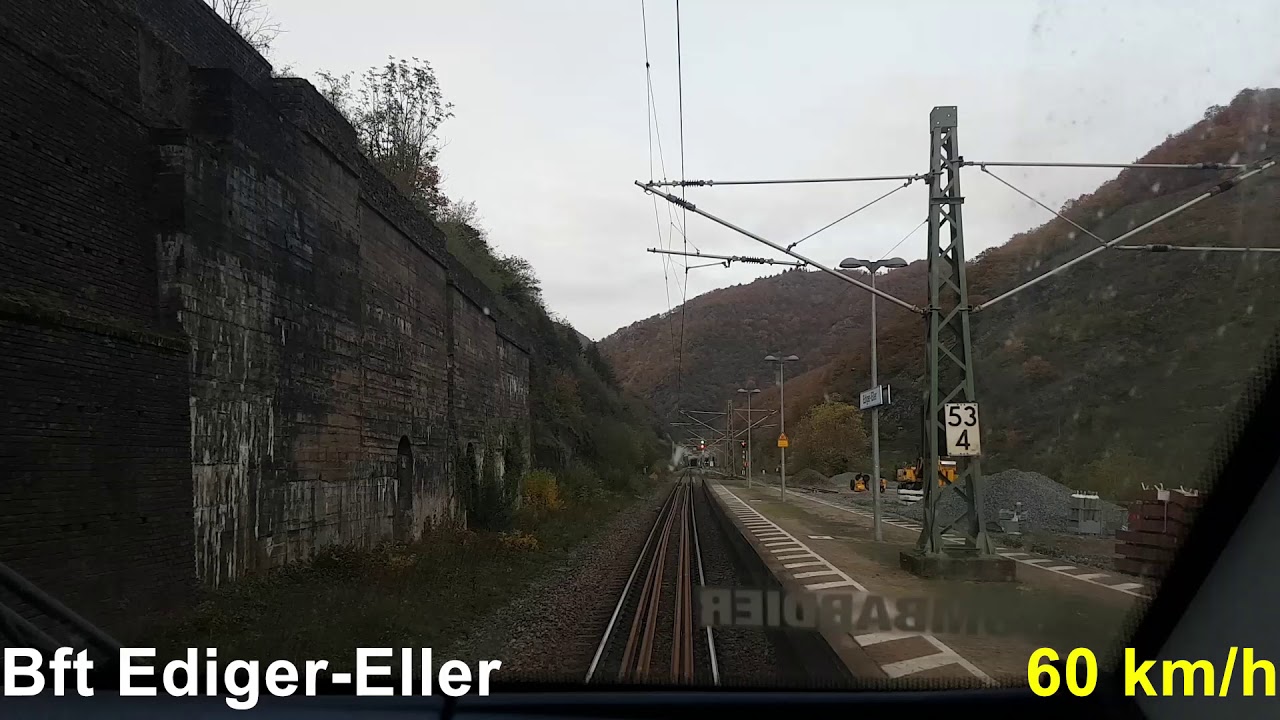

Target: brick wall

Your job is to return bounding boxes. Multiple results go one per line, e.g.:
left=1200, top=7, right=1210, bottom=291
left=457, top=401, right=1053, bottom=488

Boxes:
left=1, top=0, right=533, bottom=627
left=450, top=285, right=499, bottom=449
left=498, top=333, right=533, bottom=487
left=162, top=68, right=533, bottom=583
left=0, top=10, right=170, bottom=325
left=0, top=312, right=193, bottom=631
left=129, top=0, right=274, bottom=90
left=0, top=0, right=197, bottom=633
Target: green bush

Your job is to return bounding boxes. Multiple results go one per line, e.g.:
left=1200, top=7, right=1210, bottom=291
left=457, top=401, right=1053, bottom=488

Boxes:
left=522, top=469, right=564, bottom=512
left=559, top=460, right=603, bottom=501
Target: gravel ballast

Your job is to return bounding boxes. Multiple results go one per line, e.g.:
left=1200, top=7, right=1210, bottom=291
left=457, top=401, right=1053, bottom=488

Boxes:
left=447, top=486, right=669, bottom=680
left=449, top=477, right=786, bottom=684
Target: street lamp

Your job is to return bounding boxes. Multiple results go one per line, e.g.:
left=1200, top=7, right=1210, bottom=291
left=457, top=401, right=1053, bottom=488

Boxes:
left=764, top=353, right=800, bottom=501
left=839, top=256, right=908, bottom=542
left=737, top=388, right=761, bottom=488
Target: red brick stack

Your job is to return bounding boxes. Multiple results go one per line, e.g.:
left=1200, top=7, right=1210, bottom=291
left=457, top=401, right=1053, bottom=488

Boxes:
left=1114, top=487, right=1204, bottom=578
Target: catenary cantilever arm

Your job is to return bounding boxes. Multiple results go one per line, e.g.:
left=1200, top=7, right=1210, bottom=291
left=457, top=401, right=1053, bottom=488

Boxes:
left=973, top=156, right=1277, bottom=313
left=637, top=182, right=924, bottom=315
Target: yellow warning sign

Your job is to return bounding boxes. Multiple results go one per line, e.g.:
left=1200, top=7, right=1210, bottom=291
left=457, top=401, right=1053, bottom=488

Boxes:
left=777, top=433, right=789, bottom=448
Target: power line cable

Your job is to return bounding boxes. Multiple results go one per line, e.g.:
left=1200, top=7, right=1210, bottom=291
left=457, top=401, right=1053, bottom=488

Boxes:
left=979, top=166, right=1107, bottom=247
left=974, top=156, right=1277, bottom=312
left=788, top=179, right=914, bottom=251
left=641, top=0, right=683, bottom=378
left=878, top=217, right=928, bottom=262
left=673, top=0, right=689, bottom=413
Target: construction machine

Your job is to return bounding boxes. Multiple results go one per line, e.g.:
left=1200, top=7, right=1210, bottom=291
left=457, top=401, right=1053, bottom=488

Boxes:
left=895, top=459, right=957, bottom=491
left=894, top=400, right=960, bottom=492
left=851, top=473, right=888, bottom=493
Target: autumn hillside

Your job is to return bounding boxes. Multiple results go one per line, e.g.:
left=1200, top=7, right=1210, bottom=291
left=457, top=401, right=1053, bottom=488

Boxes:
left=600, top=88, right=1280, bottom=498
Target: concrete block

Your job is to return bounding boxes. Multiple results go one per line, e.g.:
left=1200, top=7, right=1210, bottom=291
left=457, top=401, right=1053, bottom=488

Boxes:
left=900, top=548, right=1018, bottom=582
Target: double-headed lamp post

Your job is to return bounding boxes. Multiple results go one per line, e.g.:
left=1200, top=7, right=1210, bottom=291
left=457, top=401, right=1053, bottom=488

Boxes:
left=764, top=353, right=800, bottom=501
left=838, top=256, right=908, bottom=542
left=737, top=388, right=761, bottom=487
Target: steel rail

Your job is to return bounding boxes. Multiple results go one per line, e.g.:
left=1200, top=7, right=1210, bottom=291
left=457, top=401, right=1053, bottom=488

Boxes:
left=589, top=476, right=713, bottom=683
left=622, top=482, right=680, bottom=680
left=690, top=477, right=720, bottom=684
left=584, top=483, right=678, bottom=682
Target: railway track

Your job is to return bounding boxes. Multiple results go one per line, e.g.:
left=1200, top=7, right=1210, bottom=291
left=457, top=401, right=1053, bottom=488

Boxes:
left=585, top=472, right=720, bottom=685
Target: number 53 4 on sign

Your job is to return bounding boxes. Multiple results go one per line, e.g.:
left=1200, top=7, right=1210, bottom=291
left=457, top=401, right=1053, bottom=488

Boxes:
left=943, top=402, right=981, bottom=457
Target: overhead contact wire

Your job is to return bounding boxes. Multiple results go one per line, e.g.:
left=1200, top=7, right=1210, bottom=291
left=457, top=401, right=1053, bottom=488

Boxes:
left=788, top=178, right=913, bottom=251
left=674, top=0, right=688, bottom=415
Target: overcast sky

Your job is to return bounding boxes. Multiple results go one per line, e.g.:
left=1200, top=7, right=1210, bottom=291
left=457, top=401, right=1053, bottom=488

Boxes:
left=263, top=0, right=1280, bottom=341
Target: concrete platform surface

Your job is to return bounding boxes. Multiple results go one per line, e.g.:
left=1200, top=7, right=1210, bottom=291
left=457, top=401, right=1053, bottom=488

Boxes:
left=705, top=478, right=1144, bottom=685
left=759, top=479, right=1154, bottom=599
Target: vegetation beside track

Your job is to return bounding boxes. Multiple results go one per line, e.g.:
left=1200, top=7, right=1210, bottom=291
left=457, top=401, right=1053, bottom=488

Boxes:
left=140, top=473, right=668, bottom=670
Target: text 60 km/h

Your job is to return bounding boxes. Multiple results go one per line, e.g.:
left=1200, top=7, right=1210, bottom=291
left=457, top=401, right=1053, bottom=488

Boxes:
left=1029, top=647, right=1277, bottom=697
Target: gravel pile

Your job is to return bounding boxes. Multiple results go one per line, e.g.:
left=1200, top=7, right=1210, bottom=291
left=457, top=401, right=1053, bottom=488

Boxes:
left=896, top=469, right=1127, bottom=534
left=830, top=472, right=857, bottom=489
left=789, top=468, right=831, bottom=489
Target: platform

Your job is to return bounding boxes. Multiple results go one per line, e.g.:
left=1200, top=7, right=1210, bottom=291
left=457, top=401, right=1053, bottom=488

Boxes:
left=703, top=477, right=1144, bottom=685
left=754, top=477, right=1153, bottom=599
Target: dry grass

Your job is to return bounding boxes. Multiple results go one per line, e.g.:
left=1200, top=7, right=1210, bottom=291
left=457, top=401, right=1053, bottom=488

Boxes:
left=139, top=487, right=647, bottom=671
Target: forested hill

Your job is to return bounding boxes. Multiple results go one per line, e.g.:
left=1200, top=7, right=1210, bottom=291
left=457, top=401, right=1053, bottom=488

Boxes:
left=601, top=88, right=1280, bottom=498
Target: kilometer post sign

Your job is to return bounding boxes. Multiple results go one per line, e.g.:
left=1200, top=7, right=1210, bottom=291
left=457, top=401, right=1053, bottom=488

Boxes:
left=943, top=402, right=981, bottom=456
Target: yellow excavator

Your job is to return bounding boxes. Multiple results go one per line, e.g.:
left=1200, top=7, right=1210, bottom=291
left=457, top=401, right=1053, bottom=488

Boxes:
left=894, top=403, right=960, bottom=491
left=895, top=458, right=957, bottom=491
left=851, top=473, right=888, bottom=493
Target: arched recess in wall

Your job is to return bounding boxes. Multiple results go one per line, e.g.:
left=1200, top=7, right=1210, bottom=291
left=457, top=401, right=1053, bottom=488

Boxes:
left=396, top=436, right=414, bottom=540
left=460, top=441, right=479, bottom=524
left=467, top=442, right=479, bottom=478
left=463, top=442, right=479, bottom=490
left=504, top=426, right=526, bottom=489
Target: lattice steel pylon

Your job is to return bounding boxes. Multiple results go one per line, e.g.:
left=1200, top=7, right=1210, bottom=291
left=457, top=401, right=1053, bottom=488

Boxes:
left=918, top=106, right=994, bottom=556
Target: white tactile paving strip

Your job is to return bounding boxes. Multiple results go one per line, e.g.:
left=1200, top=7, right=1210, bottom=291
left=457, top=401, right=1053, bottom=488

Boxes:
left=786, top=489, right=1152, bottom=600
left=712, top=484, right=992, bottom=682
